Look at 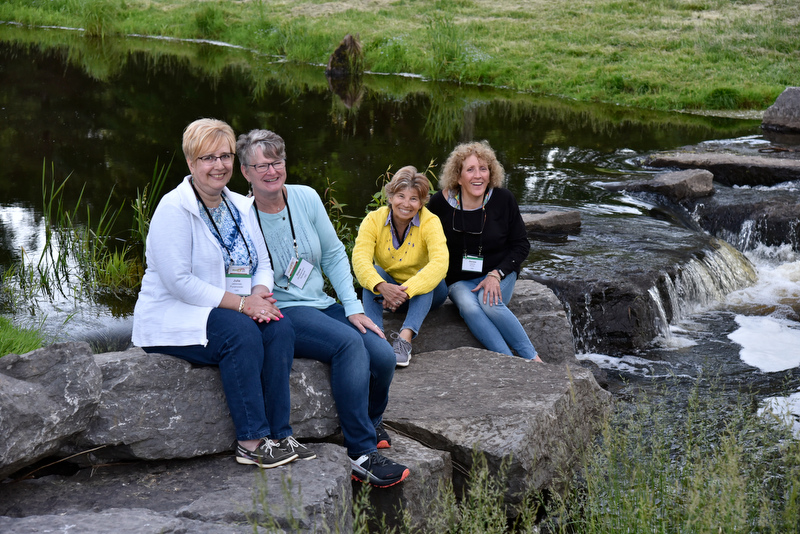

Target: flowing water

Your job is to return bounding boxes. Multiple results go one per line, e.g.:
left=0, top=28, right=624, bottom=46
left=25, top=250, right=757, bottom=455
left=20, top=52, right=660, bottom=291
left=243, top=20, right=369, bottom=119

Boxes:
left=1, top=29, right=799, bottom=428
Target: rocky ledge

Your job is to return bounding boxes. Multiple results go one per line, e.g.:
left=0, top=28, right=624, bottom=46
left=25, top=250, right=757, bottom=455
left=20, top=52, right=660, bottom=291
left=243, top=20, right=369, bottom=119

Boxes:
left=0, top=280, right=611, bottom=533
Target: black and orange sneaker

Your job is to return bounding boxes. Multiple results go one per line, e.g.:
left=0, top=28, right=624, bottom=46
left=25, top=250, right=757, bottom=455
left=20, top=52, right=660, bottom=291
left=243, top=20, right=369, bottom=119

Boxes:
left=350, top=451, right=410, bottom=488
left=375, top=423, right=392, bottom=449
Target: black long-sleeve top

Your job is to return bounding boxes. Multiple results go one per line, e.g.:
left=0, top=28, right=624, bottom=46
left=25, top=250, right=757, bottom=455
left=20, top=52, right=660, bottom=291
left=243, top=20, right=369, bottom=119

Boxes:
left=428, top=188, right=530, bottom=286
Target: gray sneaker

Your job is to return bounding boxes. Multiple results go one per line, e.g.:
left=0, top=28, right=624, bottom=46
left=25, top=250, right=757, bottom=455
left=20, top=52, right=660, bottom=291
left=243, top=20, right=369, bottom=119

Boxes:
left=236, top=438, right=298, bottom=468
left=391, top=333, right=412, bottom=367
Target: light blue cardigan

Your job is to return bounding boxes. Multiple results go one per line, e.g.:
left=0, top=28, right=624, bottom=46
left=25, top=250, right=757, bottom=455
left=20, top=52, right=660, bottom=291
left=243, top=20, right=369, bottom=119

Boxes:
left=132, top=175, right=273, bottom=347
left=255, top=184, right=363, bottom=317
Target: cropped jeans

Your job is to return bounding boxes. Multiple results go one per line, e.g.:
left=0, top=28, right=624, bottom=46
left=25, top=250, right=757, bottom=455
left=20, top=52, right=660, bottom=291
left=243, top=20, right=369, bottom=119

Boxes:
left=281, top=303, right=396, bottom=457
left=447, top=272, right=538, bottom=360
left=362, top=265, right=448, bottom=338
left=143, top=307, right=295, bottom=442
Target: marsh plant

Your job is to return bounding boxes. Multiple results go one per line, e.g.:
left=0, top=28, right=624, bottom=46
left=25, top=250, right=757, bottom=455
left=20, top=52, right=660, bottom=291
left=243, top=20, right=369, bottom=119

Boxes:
left=541, top=380, right=800, bottom=533
left=2, top=160, right=170, bottom=315
left=71, top=0, right=121, bottom=40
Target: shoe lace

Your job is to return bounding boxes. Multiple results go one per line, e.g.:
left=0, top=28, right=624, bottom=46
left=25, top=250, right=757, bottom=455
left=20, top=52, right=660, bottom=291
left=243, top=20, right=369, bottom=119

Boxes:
left=367, top=451, right=390, bottom=466
left=283, top=436, right=302, bottom=451
left=258, top=439, right=278, bottom=454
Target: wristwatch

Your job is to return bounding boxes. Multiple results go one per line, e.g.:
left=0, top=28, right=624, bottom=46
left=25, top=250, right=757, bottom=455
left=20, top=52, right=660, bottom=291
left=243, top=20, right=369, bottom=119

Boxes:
left=497, top=269, right=506, bottom=280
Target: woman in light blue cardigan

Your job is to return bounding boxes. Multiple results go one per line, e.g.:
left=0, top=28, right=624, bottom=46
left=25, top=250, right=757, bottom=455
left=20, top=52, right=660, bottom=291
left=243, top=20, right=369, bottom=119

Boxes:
left=238, top=128, right=409, bottom=489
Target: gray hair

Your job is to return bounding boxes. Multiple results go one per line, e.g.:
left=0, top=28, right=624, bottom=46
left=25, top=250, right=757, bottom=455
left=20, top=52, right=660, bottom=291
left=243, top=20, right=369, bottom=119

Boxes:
left=236, top=129, right=287, bottom=167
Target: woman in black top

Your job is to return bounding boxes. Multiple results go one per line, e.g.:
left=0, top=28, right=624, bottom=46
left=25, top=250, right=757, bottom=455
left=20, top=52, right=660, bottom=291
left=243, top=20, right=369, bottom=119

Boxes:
left=428, top=141, right=542, bottom=361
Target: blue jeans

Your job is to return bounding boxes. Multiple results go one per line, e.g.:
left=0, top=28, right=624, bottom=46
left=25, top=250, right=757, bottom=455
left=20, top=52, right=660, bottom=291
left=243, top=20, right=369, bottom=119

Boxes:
left=362, top=265, right=448, bottom=338
left=448, top=272, right=538, bottom=360
left=281, top=304, right=395, bottom=457
left=143, top=308, right=295, bottom=442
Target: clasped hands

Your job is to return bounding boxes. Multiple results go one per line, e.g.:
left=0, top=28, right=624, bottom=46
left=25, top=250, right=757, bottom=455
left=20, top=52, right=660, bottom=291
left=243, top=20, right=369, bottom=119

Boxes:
left=375, top=281, right=409, bottom=312
left=243, top=290, right=283, bottom=323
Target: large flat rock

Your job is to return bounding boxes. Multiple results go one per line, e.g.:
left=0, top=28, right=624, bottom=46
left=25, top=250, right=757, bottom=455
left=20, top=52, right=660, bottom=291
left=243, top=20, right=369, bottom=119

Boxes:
left=383, top=280, right=577, bottom=365
left=0, top=443, right=352, bottom=533
left=642, top=151, right=800, bottom=187
left=384, top=348, right=611, bottom=504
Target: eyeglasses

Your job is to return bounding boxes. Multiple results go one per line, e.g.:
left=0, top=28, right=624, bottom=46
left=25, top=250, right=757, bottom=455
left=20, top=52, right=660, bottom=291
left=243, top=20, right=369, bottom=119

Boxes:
left=246, top=160, right=286, bottom=173
left=452, top=209, right=487, bottom=235
left=197, top=153, right=234, bottom=165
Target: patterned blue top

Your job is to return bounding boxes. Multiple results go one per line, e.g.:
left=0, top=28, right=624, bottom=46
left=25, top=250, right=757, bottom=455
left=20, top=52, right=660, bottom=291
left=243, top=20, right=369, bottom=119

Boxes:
left=198, top=197, right=259, bottom=274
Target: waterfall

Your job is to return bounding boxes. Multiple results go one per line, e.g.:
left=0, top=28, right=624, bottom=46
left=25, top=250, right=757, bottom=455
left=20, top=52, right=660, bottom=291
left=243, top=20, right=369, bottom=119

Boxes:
left=649, top=238, right=757, bottom=338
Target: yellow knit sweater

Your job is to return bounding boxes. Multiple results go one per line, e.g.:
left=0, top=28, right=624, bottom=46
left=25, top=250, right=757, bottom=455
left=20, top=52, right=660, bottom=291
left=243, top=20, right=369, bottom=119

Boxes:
left=352, top=206, right=449, bottom=298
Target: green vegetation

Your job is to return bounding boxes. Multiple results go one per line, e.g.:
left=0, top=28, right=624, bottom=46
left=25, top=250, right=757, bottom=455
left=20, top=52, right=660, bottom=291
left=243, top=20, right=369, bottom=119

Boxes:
left=246, top=380, right=800, bottom=532
left=1, top=0, right=796, bottom=112
left=0, top=316, right=45, bottom=357
left=1, top=159, right=170, bottom=316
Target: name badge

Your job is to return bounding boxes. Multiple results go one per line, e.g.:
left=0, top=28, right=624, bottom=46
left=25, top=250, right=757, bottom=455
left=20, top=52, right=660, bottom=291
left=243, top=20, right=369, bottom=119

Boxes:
left=285, top=257, right=313, bottom=289
left=462, top=255, right=484, bottom=273
left=226, top=264, right=252, bottom=296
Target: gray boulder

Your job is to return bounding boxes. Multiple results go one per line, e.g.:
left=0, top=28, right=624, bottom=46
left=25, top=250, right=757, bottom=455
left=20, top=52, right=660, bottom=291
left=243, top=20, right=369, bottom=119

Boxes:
left=0, top=443, right=353, bottom=533
left=354, top=432, right=453, bottom=532
left=384, top=280, right=577, bottom=365
left=0, top=342, right=101, bottom=479
left=642, top=151, right=800, bottom=187
left=602, top=169, right=714, bottom=201
left=762, top=87, right=800, bottom=133
left=522, top=210, right=581, bottom=234
left=64, top=351, right=339, bottom=463
left=384, top=348, right=611, bottom=504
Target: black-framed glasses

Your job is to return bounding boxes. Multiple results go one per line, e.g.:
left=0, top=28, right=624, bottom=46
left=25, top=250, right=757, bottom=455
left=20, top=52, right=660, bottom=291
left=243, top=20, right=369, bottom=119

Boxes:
left=247, top=159, right=286, bottom=174
left=452, top=208, right=487, bottom=235
left=197, top=153, right=234, bottom=165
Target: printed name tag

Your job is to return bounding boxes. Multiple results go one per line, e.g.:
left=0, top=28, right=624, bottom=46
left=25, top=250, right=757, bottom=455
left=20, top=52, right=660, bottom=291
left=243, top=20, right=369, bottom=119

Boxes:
left=285, top=257, right=313, bottom=289
left=226, top=264, right=251, bottom=296
left=462, top=255, right=484, bottom=273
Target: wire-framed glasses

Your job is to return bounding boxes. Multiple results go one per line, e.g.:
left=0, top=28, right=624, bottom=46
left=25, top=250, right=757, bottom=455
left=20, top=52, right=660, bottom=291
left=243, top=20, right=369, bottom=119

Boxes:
left=247, top=159, right=286, bottom=174
left=197, top=153, right=234, bottom=165
left=452, top=208, right=487, bottom=235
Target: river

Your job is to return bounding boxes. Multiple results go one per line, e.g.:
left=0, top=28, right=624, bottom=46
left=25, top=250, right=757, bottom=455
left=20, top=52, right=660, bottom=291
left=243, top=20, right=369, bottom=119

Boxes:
left=1, top=29, right=799, bottom=432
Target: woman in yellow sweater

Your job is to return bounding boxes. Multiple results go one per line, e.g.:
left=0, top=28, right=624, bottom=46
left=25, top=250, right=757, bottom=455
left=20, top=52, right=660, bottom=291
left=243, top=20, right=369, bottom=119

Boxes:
left=353, top=166, right=449, bottom=367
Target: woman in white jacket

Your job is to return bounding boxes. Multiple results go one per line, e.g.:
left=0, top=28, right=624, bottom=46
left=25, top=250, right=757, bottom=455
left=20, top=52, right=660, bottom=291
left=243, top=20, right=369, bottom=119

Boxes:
left=132, top=118, right=312, bottom=469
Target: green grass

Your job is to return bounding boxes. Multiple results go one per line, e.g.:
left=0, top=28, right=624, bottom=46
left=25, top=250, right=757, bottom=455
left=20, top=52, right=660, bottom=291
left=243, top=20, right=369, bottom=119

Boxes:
left=0, top=316, right=45, bottom=357
left=1, top=0, right=796, bottom=111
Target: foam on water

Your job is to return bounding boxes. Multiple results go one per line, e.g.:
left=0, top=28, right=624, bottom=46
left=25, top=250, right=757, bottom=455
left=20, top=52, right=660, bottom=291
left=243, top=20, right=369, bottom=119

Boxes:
left=727, top=315, right=800, bottom=373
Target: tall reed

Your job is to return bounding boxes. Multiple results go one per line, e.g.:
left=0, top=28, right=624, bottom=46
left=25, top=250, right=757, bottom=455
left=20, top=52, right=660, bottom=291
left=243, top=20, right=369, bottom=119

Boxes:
left=542, top=379, right=800, bottom=533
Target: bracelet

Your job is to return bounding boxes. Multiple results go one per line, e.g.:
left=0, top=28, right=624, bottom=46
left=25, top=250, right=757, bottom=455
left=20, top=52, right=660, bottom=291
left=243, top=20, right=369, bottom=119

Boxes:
left=238, top=295, right=246, bottom=314
left=486, top=271, right=501, bottom=281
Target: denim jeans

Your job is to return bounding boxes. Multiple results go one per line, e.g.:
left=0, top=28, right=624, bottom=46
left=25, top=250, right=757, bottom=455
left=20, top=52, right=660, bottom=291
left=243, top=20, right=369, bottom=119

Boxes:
left=447, top=272, right=538, bottom=360
left=143, top=307, right=295, bottom=442
left=362, top=265, right=448, bottom=338
left=281, top=303, right=395, bottom=457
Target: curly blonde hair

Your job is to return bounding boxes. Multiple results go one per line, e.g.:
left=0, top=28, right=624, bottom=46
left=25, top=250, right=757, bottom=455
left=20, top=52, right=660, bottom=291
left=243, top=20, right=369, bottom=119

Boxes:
left=438, top=140, right=505, bottom=192
left=385, top=166, right=430, bottom=204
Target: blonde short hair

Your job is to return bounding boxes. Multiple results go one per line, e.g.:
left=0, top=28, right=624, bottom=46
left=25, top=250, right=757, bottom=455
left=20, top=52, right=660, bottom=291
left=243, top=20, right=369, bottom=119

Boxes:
left=438, top=140, right=505, bottom=192
left=182, top=118, right=236, bottom=162
left=385, top=166, right=430, bottom=204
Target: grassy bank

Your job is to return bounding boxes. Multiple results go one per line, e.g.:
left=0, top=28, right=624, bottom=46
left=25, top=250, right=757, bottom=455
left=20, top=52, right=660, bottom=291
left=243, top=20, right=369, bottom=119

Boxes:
left=1, top=0, right=797, bottom=112
left=0, top=317, right=45, bottom=357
